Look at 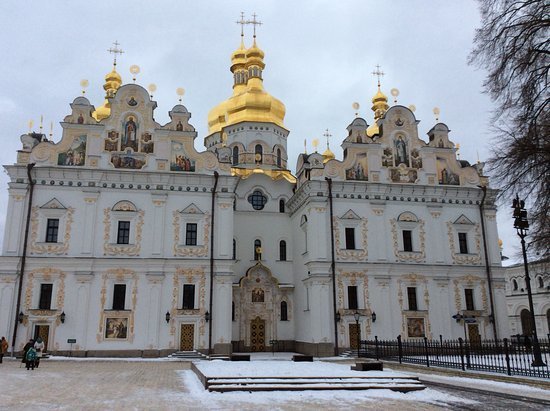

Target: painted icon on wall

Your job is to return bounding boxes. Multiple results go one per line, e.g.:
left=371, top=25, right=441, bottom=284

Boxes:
left=110, top=150, right=146, bottom=169
left=140, top=133, right=154, bottom=154
left=407, top=317, right=425, bottom=338
left=105, top=131, right=119, bottom=152
left=121, top=116, right=138, bottom=151
left=394, top=136, right=409, bottom=167
left=105, top=317, right=128, bottom=339
left=57, top=135, right=86, bottom=166
left=170, top=141, right=195, bottom=172
left=345, top=153, right=368, bottom=181
left=252, top=288, right=265, bottom=303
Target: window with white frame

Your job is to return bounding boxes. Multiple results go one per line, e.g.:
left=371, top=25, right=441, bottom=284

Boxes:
left=109, top=201, right=139, bottom=245
left=397, top=212, right=420, bottom=252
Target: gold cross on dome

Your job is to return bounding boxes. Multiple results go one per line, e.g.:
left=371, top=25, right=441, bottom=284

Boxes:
left=236, top=12, right=247, bottom=37
left=248, top=13, right=262, bottom=38
left=323, top=128, right=332, bottom=148
left=108, top=40, right=124, bottom=66
left=372, top=64, right=385, bottom=87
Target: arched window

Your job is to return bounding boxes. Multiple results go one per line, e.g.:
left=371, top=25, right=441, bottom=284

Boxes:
left=520, top=309, right=533, bottom=336
left=538, top=276, right=544, bottom=288
left=255, top=144, right=263, bottom=163
left=279, top=199, right=285, bottom=213
left=232, top=146, right=239, bottom=165
left=277, top=148, right=282, bottom=167
left=279, top=240, right=287, bottom=261
left=281, top=301, right=288, bottom=321
left=254, top=239, right=262, bottom=260
left=247, top=190, right=267, bottom=210
left=232, top=239, right=237, bottom=260
left=512, top=279, right=518, bottom=291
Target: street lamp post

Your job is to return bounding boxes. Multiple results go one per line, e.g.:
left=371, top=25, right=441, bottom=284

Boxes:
left=512, top=194, right=545, bottom=366
left=354, top=311, right=361, bottom=357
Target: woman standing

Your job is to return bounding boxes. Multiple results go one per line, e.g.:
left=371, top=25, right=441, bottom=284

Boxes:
left=0, top=336, right=8, bottom=363
left=34, top=337, right=45, bottom=368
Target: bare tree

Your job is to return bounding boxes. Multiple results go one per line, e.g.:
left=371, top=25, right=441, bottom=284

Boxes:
left=470, top=0, right=550, bottom=256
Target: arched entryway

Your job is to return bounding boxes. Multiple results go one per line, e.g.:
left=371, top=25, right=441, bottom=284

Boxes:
left=520, top=309, right=533, bottom=336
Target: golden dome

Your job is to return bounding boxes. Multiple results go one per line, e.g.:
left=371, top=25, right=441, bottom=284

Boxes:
left=366, top=85, right=389, bottom=137
left=230, top=38, right=247, bottom=71
left=208, top=39, right=286, bottom=135
left=92, top=65, right=123, bottom=121
left=322, top=147, right=335, bottom=163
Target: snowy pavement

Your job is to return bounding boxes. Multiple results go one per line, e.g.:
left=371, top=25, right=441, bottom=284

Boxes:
left=0, top=357, right=546, bottom=410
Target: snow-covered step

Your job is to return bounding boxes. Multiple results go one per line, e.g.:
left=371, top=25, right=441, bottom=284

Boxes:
left=208, top=382, right=425, bottom=393
left=168, top=350, right=206, bottom=360
left=208, top=377, right=420, bottom=385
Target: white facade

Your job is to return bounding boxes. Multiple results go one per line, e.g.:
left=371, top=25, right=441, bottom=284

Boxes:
left=0, top=42, right=511, bottom=357
left=505, top=260, right=550, bottom=339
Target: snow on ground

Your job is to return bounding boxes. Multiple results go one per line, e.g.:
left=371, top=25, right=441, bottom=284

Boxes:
left=196, top=359, right=407, bottom=378
left=178, top=369, right=476, bottom=409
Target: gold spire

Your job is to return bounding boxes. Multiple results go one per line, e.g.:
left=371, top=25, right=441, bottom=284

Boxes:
left=322, top=129, right=335, bottom=163
left=93, top=41, right=124, bottom=121
left=367, top=65, right=389, bottom=137
left=208, top=15, right=286, bottom=135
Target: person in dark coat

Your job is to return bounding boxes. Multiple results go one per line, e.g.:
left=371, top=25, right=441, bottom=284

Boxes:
left=22, top=339, right=34, bottom=368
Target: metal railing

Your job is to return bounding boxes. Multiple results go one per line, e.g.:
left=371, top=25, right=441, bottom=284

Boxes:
left=360, top=336, right=550, bottom=379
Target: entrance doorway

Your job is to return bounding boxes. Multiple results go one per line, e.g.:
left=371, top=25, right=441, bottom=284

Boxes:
left=250, top=317, right=265, bottom=352
left=467, top=323, right=481, bottom=344
left=349, top=323, right=360, bottom=349
left=33, top=325, right=49, bottom=351
left=180, top=324, right=194, bottom=351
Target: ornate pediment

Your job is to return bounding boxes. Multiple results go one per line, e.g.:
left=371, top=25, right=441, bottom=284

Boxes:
left=40, top=198, right=66, bottom=210
left=180, top=203, right=204, bottom=215
left=453, top=214, right=474, bottom=225
left=341, top=209, right=360, bottom=220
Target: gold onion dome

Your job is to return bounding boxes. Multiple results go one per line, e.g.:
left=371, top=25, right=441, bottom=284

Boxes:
left=367, top=85, right=389, bottom=137
left=93, top=66, right=123, bottom=121
left=322, top=147, right=335, bottom=163
left=208, top=39, right=285, bottom=135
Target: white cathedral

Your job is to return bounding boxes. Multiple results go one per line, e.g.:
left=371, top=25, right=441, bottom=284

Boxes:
left=0, top=31, right=511, bottom=357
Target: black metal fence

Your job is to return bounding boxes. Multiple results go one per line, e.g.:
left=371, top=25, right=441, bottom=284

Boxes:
left=360, top=336, right=550, bottom=379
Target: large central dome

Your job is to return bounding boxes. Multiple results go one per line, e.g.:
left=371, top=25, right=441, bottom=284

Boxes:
left=207, top=38, right=286, bottom=135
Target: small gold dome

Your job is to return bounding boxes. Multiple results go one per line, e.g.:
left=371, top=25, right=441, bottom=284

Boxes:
left=322, top=147, right=335, bottom=163
left=366, top=85, right=389, bottom=137
left=92, top=66, right=123, bottom=121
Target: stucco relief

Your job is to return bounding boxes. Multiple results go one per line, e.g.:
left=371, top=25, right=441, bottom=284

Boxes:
left=453, top=274, right=488, bottom=313
left=333, top=217, right=368, bottom=260
left=97, top=269, right=138, bottom=343
left=24, top=268, right=66, bottom=312
left=170, top=268, right=207, bottom=341
left=390, top=218, right=426, bottom=262
left=447, top=222, right=482, bottom=265
left=336, top=270, right=372, bottom=338
left=30, top=207, right=74, bottom=255
left=397, top=273, right=432, bottom=339
left=172, top=212, right=211, bottom=257
left=103, top=208, right=145, bottom=256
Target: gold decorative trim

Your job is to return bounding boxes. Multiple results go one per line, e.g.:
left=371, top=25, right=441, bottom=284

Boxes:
left=103, top=208, right=145, bottom=256
left=172, top=212, right=210, bottom=257
left=30, top=207, right=74, bottom=255
left=24, top=268, right=66, bottom=314
left=333, top=217, right=368, bottom=260
left=336, top=270, right=373, bottom=344
left=397, top=273, right=432, bottom=339
left=390, top=219, right=426, bottom=262
left=447, top=222, right=482, bottom=265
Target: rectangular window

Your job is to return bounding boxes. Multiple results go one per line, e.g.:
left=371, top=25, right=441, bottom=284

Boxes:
left=407, top=287, right=418, bottom=311
left=45, top=219, right=59, bottom=243
left=465, top=288, right=475, bottom=311
left=185, top=223, right=198, bottom=246
left=403, top=230, right=413, bottom=252
left=117, top=221, right=130, bottom=245
left=458, top=233, right=468, bottom=254
left=38, top=284, right=53, bottom=309
left=345, top=227, right=356, bottom=250
left=347, top=286, right=358, bottom=309
left=182, top=284, right=195, bottom=309
left=112, top=284, right=126, bottom=310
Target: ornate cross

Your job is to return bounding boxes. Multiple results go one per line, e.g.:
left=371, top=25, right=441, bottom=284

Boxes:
left=108, top=41, right=124, bottom=65
left=323, top=128, right=332, bottom=148
left=372, top=64, right=384, bottom=87
left=248, top=13, right=262, bottom=38
left=236, top=12, right=247, bottom=37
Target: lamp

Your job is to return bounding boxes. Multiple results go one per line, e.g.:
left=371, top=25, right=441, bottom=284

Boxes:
left=353, top=311, right=360, bottom=322
left=205, top=311, right=210, bottom=323
left=335, top=311, right=341, bottom=322
left=60, top=311, right=66, bottom=324
left=371, top=311, right=377, bottom=323
left=18, top=311, right=24, bottom=324
left=353, top=311, right=361, bottom=357
left=165, top=311, right=171, bottom=324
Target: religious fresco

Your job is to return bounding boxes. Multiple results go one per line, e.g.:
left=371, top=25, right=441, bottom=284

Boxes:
left=382, top=147, right=393, bottom=167
left=411, top=149, right=422, bottom=169
left=121, top=116, right=138, bottom=151
left=110, top=150, right=146, bottom=169
left=252, top=288, right=265, bottom=303
left=104, top=131, right=119, bottom=152
left=140, top=133, right=154, bottom=153
left=345, top=153, right=368, bottom=181
left=394, top=136, right=409, bottom=167
left=407, top=317, right=425, bottom=338
left=57, top=135, right=86, bottom=166
left=170, top=141, right=195, bottom=172
left=104, top=317, right=128, bottom=339
left=439, top=168, right=460, bottom=185
left=390, top=166, right=418, bottom=183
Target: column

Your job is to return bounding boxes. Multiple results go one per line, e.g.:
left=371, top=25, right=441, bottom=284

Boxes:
left=3, top=189, right=27, bottom=254
left=150, top=194, right=167, bottom=256
left=212, top=271, right=233, bottom=355
left=81, top=190, right=100, bottom=255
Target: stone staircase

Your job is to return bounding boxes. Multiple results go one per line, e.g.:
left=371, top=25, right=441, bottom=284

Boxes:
left=168, top=350, right=207, bottom=360
left=203, top=375, right=425, bottom=393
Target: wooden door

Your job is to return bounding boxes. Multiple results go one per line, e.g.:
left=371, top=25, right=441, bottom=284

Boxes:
left=180, top=324, right=194, bottom=351
left=467, top=324, right=481, bottom=344
left=250, top=317, right=265, bottom=352
left=349, top=323, right=360, bottom=349
left=33, top=325, right=49, bottom=351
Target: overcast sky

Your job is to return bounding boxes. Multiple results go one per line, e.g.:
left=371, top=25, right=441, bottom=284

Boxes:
left=0, top=0, right=521, bottom=263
